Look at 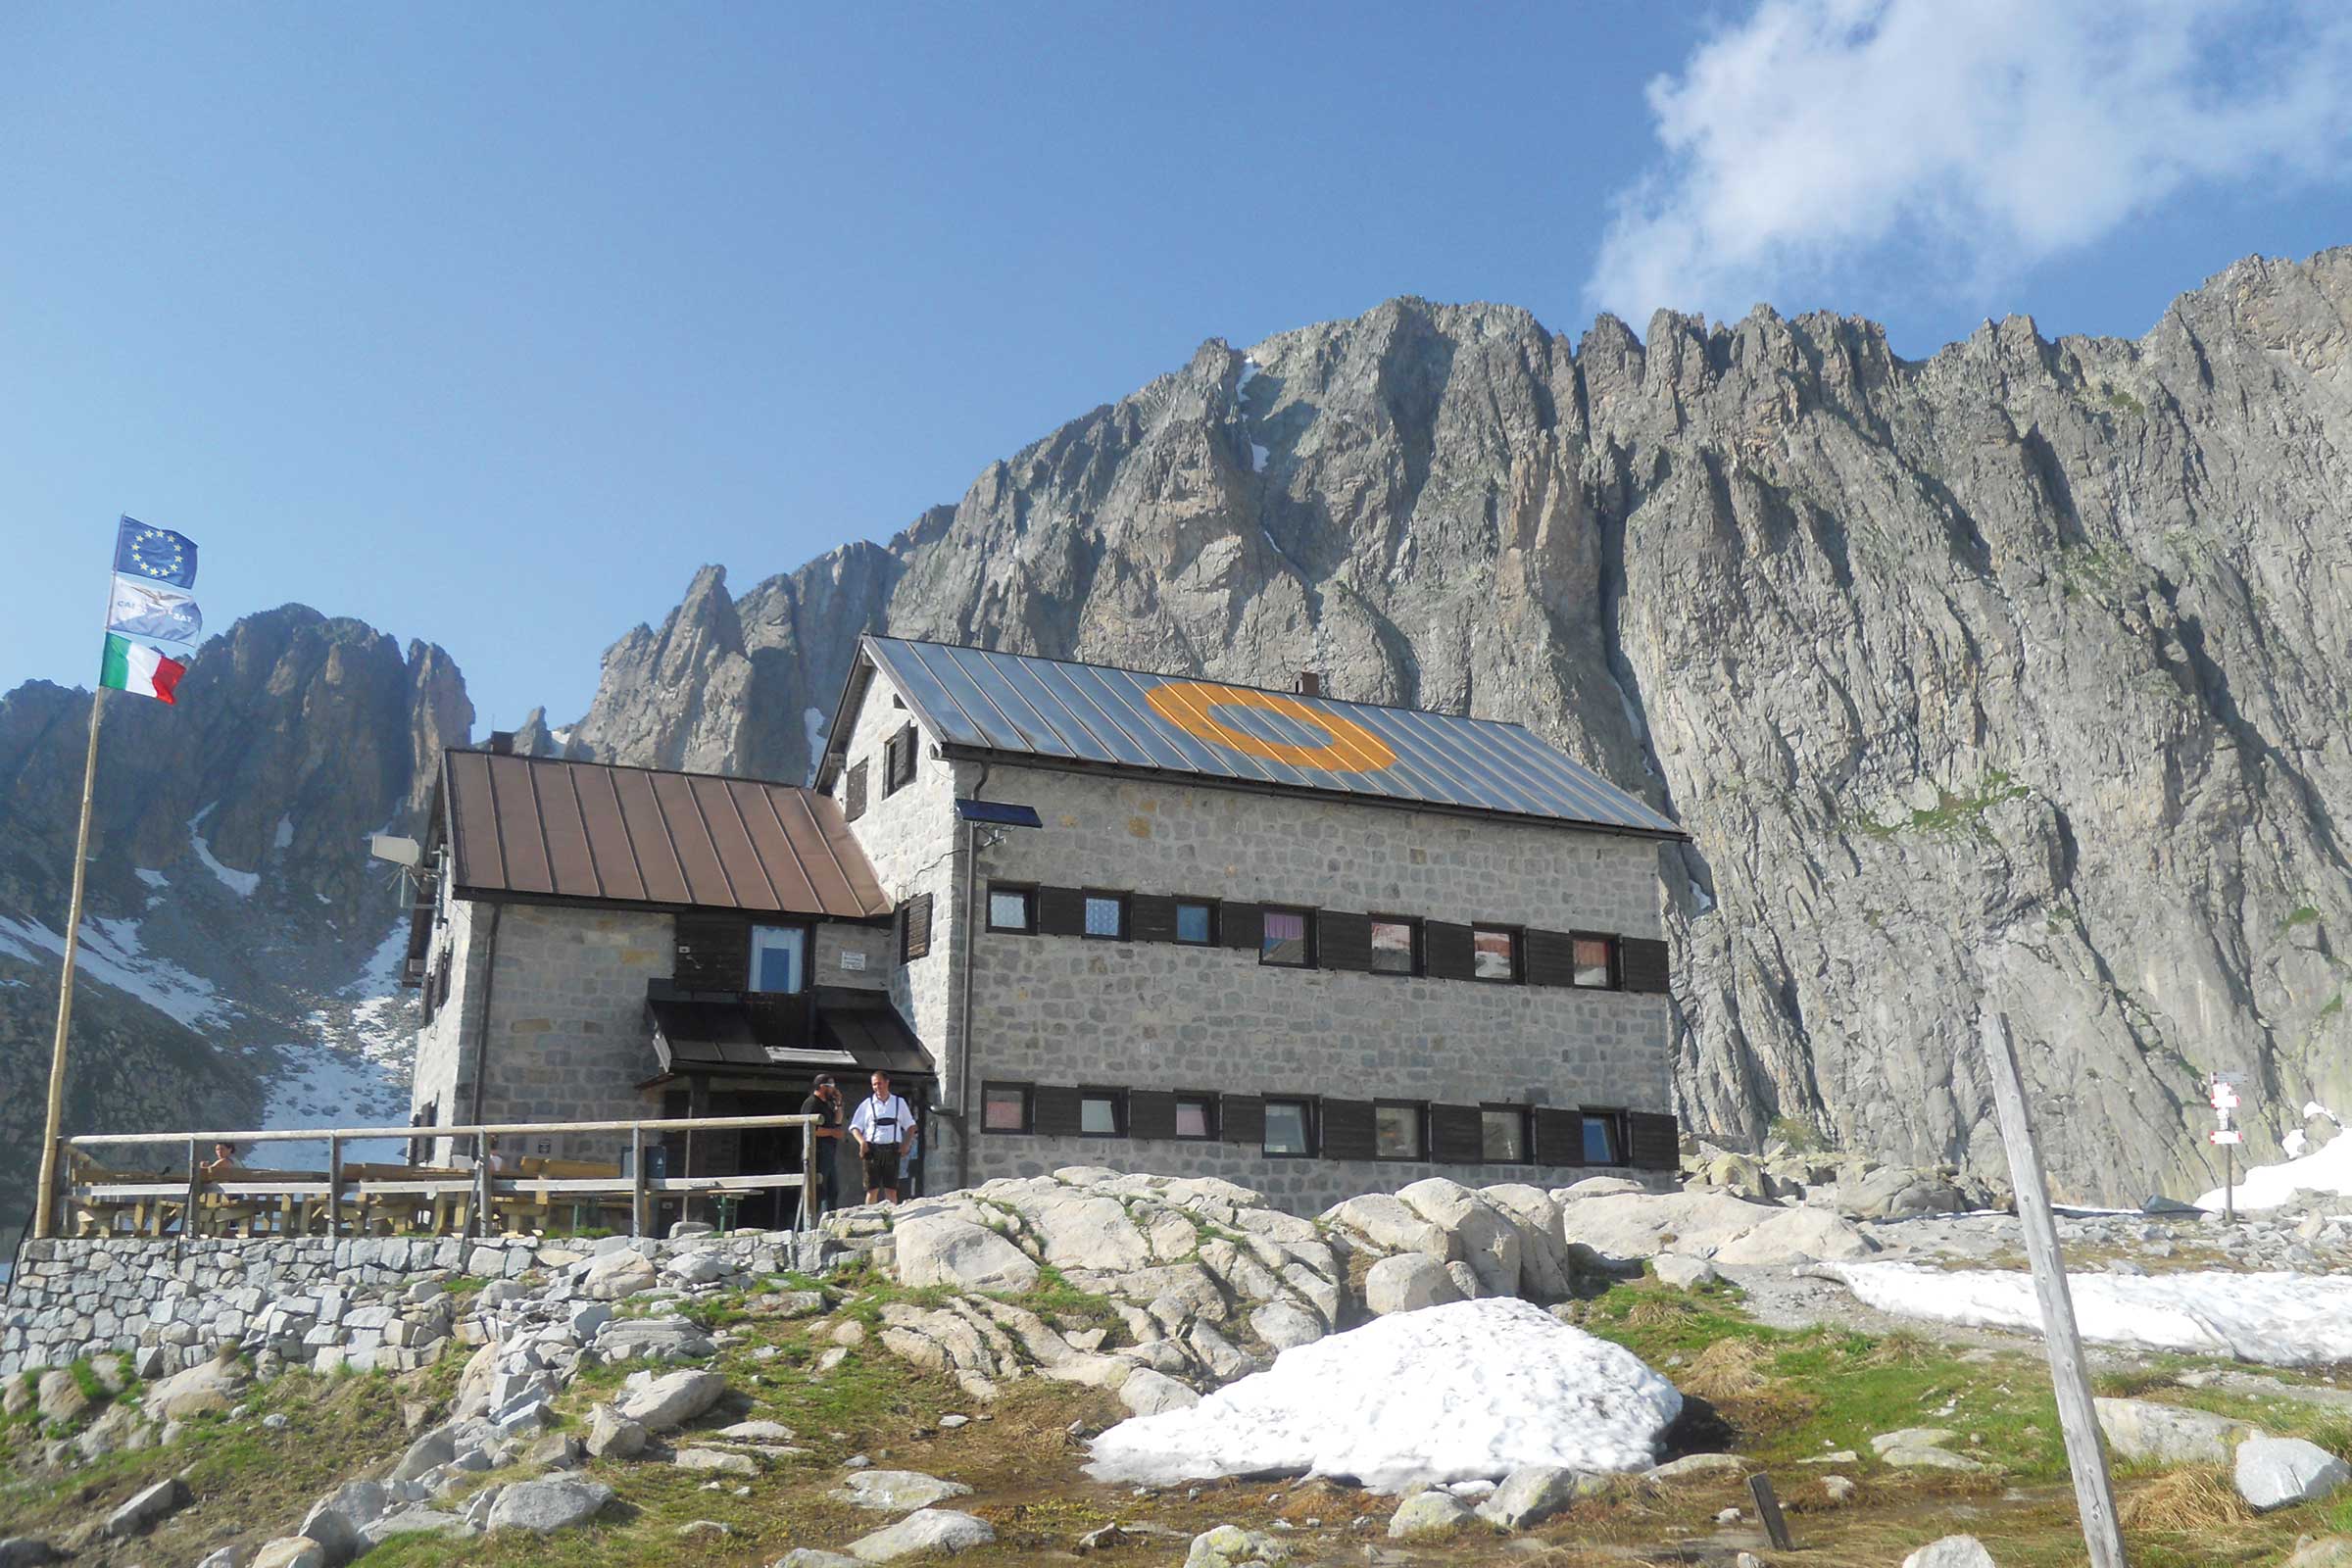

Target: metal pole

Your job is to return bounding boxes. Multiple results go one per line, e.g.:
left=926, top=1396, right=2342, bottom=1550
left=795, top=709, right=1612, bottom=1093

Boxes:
left=328, top=1134, right=343, bottom=1239
left=955, top=808, right=980, bottom=1188
left=1980, top=1011, right=2128, bottom=1568
left=183, top=1137, right=200, bottom=1244
left=799, top=1120, right=813, bottom=1231
left=33, top=690, right=107, bottom=1240
left=2224, top=1142, right=2234, bottom=1226
left=630, top=1125, right=647, bottom=1238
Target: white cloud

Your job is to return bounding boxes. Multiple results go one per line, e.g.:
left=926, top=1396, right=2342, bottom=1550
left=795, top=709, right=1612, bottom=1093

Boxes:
left=1589, top=0, right=2352, bottom=327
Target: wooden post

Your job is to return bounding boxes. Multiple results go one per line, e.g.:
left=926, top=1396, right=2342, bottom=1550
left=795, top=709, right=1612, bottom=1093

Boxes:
left=183, top=1138, right=201, bottom=1243
left=1747, top=1474, right=1792, bottom=1551
left=1981, top=1011, right=2129, bottom=1568
left=327, top=1134, right=343, bottom=1239
left=630, top=1124, right=647, bottom=1238
left=799, top=1119, right=814, bottom=1231
left=32, top=692, right=106, bottom=1239
left=473, top=1136, right=490, bottom=1241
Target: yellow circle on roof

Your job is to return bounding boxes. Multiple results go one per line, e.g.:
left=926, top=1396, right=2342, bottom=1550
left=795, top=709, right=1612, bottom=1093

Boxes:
left=1145, top=680, right=1397, bottom=772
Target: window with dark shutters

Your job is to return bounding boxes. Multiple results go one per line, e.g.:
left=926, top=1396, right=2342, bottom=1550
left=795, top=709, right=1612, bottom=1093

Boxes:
left=1129, top=1089, right=1178, bottom=1141
left=883, top=724, right=918, bottom=795
left=1424, top=921, right=1474, bottom=982
left=1222, top=903, right=1263, bottom=952
left=1130, top=893, right=1178, bottom=943
left=1318, top=911, right=1372, bottom=972
left=1620, top=937, right=1671, bottom=994
left=1533, top=1107, right=1585, bottom=1166
left=1428, top=1102, right=1485, bottom=1164
left=1033, top=1085, right=1083, bottom=1139
left=1221, top=1094, right=1266, bottom=1146
left=900, top=893, right=933, bottom=961
left=1037, top=886, right=1086, bottom=938
left=1626, top=1110, right=1681, bottom=1169
left=1319, top=1099, right=1377, bottom=1161
left=844, top=760, right=868, bottom=821
left=1523, top=929, right=1576, bottom=988
left=674, top=914, right=752, bottom=990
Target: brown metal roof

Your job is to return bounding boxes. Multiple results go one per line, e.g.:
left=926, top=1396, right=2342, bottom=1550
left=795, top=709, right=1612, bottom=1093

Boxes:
left=442, top=750, right=890, bottom=919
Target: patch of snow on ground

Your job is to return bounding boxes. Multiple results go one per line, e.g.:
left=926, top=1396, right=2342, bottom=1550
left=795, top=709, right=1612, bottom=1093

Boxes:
left=803, top=707, right=827, bottom=767
left=1236, top=354, right=1261, bottom=398
left=1821, top=1261, right=2352, bottom=1367
left=134, top=867, right=169, bottom=890
left=272, top=814, right=294, bottom=849
left=1086, top=1298, right=1681, bottom=1492
left=246, top=1041, right=411, bottom=1170
left=2197, top=1118, right=2352, bottom=1211
left=1250, top=441, right=1269, bottom=472
left=187, top=805, right=260, bottom=897
left=0, top=913, right=229, bottom=1029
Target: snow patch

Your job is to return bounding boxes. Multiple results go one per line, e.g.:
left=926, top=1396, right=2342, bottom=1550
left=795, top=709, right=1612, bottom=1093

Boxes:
left=1250, top=442, right=1269, bottom=473
left=247, top=1041, right=412, bottom=1170
left=134, top=868, right=169, bottom=891
left=188, top=805, right=260, bottom=897
left=1086, top=1298, right=1681, bottom=1492
left=2197, top=1113, right=2352, bottom=1212
left=271, top=815, right=294, bottom=850
left=1821, top=1261, right=2352, bottom=1367
left=1689, top=877, right=1716, bottom=914
left=0, top=913, right=229, bottom=1029
left=1236, top=354, right=1261, bottom=398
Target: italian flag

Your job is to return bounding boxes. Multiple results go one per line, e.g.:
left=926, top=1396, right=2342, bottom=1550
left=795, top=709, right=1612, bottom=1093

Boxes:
left=100, top=633, right=186, bottom=705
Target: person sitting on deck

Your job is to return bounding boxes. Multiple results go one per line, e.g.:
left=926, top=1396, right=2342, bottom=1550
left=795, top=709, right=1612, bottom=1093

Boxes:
left=196, top=1141, right=238, bottom=1182
left=847, top=1070, right=916, bottom=1206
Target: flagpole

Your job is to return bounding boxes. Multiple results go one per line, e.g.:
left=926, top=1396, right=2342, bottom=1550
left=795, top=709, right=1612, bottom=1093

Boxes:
left=31, top=678, right=109, bottom=1240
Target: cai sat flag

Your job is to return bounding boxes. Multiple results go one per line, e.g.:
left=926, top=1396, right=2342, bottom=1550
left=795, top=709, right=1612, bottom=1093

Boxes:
left=107, top=575, right=202, bottom=644
left=114, top=515, right=198, bottom=589
left=100, top=634, right=186, bottom=705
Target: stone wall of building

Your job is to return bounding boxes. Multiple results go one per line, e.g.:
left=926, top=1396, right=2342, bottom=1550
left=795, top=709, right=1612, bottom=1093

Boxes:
left=407, top=889, right=491, bottom=1163
left=814, top=920, right=892, bottom=990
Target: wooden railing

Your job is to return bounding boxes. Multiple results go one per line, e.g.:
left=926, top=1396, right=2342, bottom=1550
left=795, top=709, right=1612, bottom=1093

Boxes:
left=48, top=1113, right=819, bottom=1242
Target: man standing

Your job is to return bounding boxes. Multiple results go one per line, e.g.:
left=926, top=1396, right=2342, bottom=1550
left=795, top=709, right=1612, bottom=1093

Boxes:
left=798, top=1073, right=844, bottom=1221
left=847, top=1070, right=916, bottom=1206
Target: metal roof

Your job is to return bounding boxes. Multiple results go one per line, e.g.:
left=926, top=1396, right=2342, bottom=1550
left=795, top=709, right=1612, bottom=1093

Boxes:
left=442, top=750, right=891, bottom=917
left=856, top=637, right=1687, bottom=838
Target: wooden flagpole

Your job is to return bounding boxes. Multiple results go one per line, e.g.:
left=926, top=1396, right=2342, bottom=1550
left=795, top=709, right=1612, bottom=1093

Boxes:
left=32, top=687, right=108, bottom=1240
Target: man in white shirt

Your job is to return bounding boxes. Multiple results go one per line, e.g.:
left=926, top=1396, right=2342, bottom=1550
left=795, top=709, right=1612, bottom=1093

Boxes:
left=847, top=1070, right=917, bottom=1205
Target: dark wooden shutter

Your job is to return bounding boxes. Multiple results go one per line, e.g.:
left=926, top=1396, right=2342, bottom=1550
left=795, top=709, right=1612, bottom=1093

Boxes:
left=1034, top=1085, right=1082, bottom=1139
left=1319, top=1099, right=1376, bottom=1161
left=1424, top=921, right=1474, bottom=982
left=900, top=894, right=933, bottom=960
left=1130, top=1090, right=1177, bottom=1141
left=1318, top=911, right=1372, bottom=972
left=844, top=760, right=868, bottom=821
left=1131, top=894, right=1177, bottom=943
left=1533, top=1106, right=1584, bottom=1167
left=1626, top=1111, right=1680, bottom=1170
left=1429, top=1103, right=1484, bottom=1164
left=674, top=914, right=751, bottom=989
left=1523, top=929, right=1576, bottom=988
left=1221, top=1094, right=1265, bottom=1146
left=1222, top=903, right=1263, bottom=952
left=1037, top=886, right=1085, bottom=938
left=1621, top=937, right=1670, bottom=994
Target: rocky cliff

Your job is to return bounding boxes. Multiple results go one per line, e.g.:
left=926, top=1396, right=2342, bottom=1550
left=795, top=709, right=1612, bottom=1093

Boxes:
left=559, top=251, right=2352, bottom=1204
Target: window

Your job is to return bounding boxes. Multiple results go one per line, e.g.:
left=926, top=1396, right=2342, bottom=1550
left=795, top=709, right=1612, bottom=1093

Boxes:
left=1582, top=1111, right=1622, bottom=1165
left=1079, top=1089, right=1125, bottom=1137
left=1471, top=926, right=1519, bottom=982
left=982, top=1084, right=1032, bottom=1133
left=1370, top=916, right=1419, bottom=976
left=987, top=885, right=1036, bottom=934
left=1174, top=901, right=1216, bottom=946
left=1482, top=1106, right=1530, bottom=1163
left=748, top=924, right=808, bottom=994
left=844, top=760, right=868, bottom=821
left=1263, top=1099, right=1314, bottom=1156
left=1375, top=1102, right=1425, bottom=1160
left=1174, top=1094, right=1216, bottom=1140
left=1082, top=893, right=1126, bottom=940
left=1260, top=907, right=1313, bottom=967
left=900, top=893, right=933, bottom=961
left=1572, top=934, right=1615, bottom=989
left=884, top=723, right=918, bottom=795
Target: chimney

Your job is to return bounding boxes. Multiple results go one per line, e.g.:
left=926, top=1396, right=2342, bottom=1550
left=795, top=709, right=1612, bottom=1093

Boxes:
left=486, top=731, right=514, bottom=756
left=1295, top=671, right=1322, bottom=699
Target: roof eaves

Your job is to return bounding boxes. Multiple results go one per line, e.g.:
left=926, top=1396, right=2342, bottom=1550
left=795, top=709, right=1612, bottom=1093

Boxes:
left=813, top=646, right=880, bottom=792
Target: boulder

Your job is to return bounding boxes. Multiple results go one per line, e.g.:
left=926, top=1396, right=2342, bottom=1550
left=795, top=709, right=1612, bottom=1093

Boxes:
left=299, top=1479, right=388, bottom=1567
left=893, top=1214, right=1040, bottom=1294
left=596, top=1316, right=717, bottom=1362
left=485, top=1477, right=615, bottom=1534
left=664, top=1249, right=731, bottom=1285
left=775, top=1552, right=863, bottom=1568
left=2285, top=1540, right=2352, bottom=1567
left=360, top=1508, right=475, bottom=1546
left=32, top=1371, right=86, bottom=1426
left=390, top=1425, right=457, bottom=1484
left=1247, top=1301, right=1323, bottom=1351
left=2094, top=1397, right=2264, bottom=1466
left=1901, top=1537, right=1997, bottom=1568
left=103, top=1477, right=190, bottom=1539
left=675, top=1448, right=757, bottom=1476
left=0, top=1540, right=60, bottom=1567
left=2235, top=1437, right=2352, bottom=1512
left=1476, top=1464, right=1604, bottom=1529
left=586, top=1403, right=647, bottom=1459
left=249, top=1540, right=326, bottom=1568
left=1558, top=1190, right=1787, bottom=1261
left=833, top=1470, right=974, bottom=1512
left=613, top=1367, right=727, bottom=1431
left=1478, top=1184, right=1575, bottom=1299
left=1119, top=1368, right=1200, bottom=1417
left=1645, top=1452, right=1751, bottom=1482
left=1839, top=1164, right=1967, bottom=1220
left=1559, top=1176, right=1645, bottom=1199
left=1711, top=1206, right=1876, bottom=1264
left=1183, top=1525, right=1292, bottom=1566
left=580, top=1250, right=658, bottom=1300
left=1386, top=1490, right=1473, bottom=1541
left=1362, top=1253, right=1463, bottom=1316
left=1017, top=1193, right=1153, bottom=1272
left=1396, top=1179, right=1522, bottom=1298
left=1652, top=1253, right=1720, bottom=1290
left=1321, top=1193, right=1449, bottom=1259
left=847, top=1507, right=997, bottom=1561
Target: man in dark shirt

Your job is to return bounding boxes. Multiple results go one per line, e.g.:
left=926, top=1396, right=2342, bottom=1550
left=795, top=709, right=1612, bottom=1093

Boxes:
left=798, top=1074, right=844, bottom=1220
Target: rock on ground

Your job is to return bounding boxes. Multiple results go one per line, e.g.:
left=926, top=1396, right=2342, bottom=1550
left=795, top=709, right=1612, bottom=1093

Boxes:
left=249, top=1539, right=327, bottom=1568
left=587, top=1403, right=648, bottom=1459
left=1120, top=1368, right=1200, bottom=1417
left=613, top=1367, right=726, bottom=1431
left=847, top=1507, right=997, bottom=1561
left=1651, top=1253, right=1720, bottom=1290
left=832, top=1470, right=974, bottom=1512
left=1387, top=1490, right=1474, bottom=1540
left=1183, top=1525, right=1292, bottom=1566
left=2094, top=1397, right=2265, bottom=1466
left=2235, top=1437, right=2352, bottom=1511
left=1476, top=1465, right=1604, bottom=1529
left=484, top=1477, right=616, bottom=1534
left=892, top=1214, right=1040, bottom=1294
left=103, top=1476, right=189, bottom=1539
left=1901, top=1536, right=1998, bottom=1568
left=0, top=1541, right=60, bottom=1568
left=1363, top=1252, right=1463, bottom=1316
left=581, top=1250, right=658, bottom=1299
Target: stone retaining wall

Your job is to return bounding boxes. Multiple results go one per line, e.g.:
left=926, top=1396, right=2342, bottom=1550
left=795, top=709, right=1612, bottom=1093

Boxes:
left=0, top=1229, right=831, bottom=1380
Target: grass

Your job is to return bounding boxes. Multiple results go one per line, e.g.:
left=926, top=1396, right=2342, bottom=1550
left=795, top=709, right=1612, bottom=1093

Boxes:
left=1847, top=769, right=2032, bottom=840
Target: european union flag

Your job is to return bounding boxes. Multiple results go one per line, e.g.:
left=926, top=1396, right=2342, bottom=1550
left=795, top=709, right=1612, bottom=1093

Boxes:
left=114, top=515, right=198, bottom=589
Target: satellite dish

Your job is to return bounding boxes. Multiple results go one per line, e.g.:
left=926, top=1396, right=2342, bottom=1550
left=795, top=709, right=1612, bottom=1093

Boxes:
left=369, top=834, right=422, bottom=867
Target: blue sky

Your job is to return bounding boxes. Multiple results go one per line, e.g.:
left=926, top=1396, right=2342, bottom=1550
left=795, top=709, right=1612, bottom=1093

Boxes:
left=5, top=2, right=2349, bottom=731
